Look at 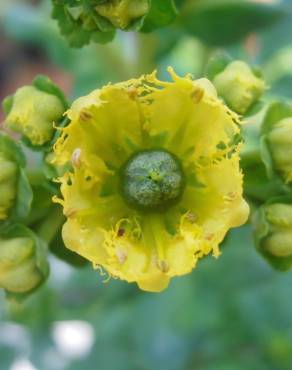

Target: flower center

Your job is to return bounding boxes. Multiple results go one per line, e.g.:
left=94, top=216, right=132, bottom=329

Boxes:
left=120, top=149, right=185, bottom=212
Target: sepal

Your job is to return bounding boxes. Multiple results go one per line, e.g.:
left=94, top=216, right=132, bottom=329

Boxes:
left=0, top=134, right=32, bottom=225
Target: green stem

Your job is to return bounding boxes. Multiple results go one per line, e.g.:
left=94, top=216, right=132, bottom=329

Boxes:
left=25, top=168, right=47, bottom=186
left=36, top=206, right=65, bottom=245
left=240, top=119, right=262, bottom=167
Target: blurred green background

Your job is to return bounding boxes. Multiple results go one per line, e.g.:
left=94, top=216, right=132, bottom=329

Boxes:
left=1, top=1, right=292, bottom=369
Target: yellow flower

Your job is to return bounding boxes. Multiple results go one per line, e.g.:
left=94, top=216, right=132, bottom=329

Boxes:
left=53, top=68, right=249, bottom=292
left=96, top=0, right=150, bottom=29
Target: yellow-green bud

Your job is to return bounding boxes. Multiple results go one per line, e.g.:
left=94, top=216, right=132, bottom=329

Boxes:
left=0, top=155, right=17, bottom=221
left=0, top=233, right=49, bottom=294
left=96, top=0, right=150, bottom=29
left=5, top=86, right=65, bottom=146
left=253, top=201, right=292, bottom=270
left=264, top=204, right=292, bottom=257
left=267, top=117, right=292, bottom=183
left=213, top=61, right=266, bottom=115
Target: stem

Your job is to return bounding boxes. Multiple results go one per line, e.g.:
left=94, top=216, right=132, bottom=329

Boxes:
left=240, top=119, right=262, bottom=167
left=25, top=168, right=47, bottom=186
left=36, top=206, right=65, bottom=245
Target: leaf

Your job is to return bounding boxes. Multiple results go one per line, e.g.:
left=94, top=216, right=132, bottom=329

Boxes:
left=0, top=133, right=26, bottom=167
left=0, top=134, right=33, bottom=225
left=179, top=0, right=288, bottom=46
left=2, top=95, right=14, bottom=116
left=261, top=100, right=292, bottom=135
left=12, top=169, right=33, bottom=221
left=142, top=0, right=178, bottom=32
left=51, top=0, right=115, bottom=47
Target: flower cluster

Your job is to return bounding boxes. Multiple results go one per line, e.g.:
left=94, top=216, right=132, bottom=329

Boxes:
left=241, top=86, right=292, bottom=270
left=52, top=0, right=177, bottom=47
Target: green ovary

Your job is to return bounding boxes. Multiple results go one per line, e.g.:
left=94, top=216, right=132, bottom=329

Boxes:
left=120, top=149, right=185, bottom=212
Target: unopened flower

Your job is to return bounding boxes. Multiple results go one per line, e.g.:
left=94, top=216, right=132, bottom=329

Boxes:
left=267, top=117, right=292, bottom=183
left=53, top=68, right=249, bottom=292
left=259, top=101, right=292, bottom=185
left=213, top=61, right=266, bottom=115
left=253, top=201, right=292, bottom=270
left=0, top=225, right=49, bottom=295
left=3, top=76, right=66, bottom=146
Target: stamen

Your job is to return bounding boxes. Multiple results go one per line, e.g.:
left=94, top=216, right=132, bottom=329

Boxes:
left=71, top=148, right=82, bottom=168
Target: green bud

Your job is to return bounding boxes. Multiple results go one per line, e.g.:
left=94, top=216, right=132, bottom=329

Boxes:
left=253, top=200, right=292, bottom=270
left=213, top=61, right=266, bottom=115
left=260, top=101, right=292, bottom=185
left=267, top=118, right=292, bottom=183
left=0, top=225, right=49, bottom=295
left=3, top=76, right=66, bottom=147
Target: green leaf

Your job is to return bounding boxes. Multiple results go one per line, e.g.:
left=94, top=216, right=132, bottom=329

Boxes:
left=0, top=134, right=33, bottom=225
left=2, top=95, right=14, bottom=116
left=142, top=0, right=178, bottom=32
left=260, top=135, right=276, bottom=180
left=179, top=0, right=287, bottom=46
left=51, top=0, right=115, bottom=47
left=261, top=100, right=292, bottom=135
left=12, top=169, right=33, bottom=221
left=0, top=133, right=26, bottom=167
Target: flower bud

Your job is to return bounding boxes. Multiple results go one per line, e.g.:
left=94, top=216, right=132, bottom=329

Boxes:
left=267, top=117, right=292, bottom=183
left=253, top=201, right=292, bottom=270
left=213, top=61, right=266, bottom=115
left=4, top=79, right=66, bottom=146
left=0, top=225, right=49, bottom=295
left=0, top=155, right=17, bottom=221
left=96, top=0, right=150, bottom=29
